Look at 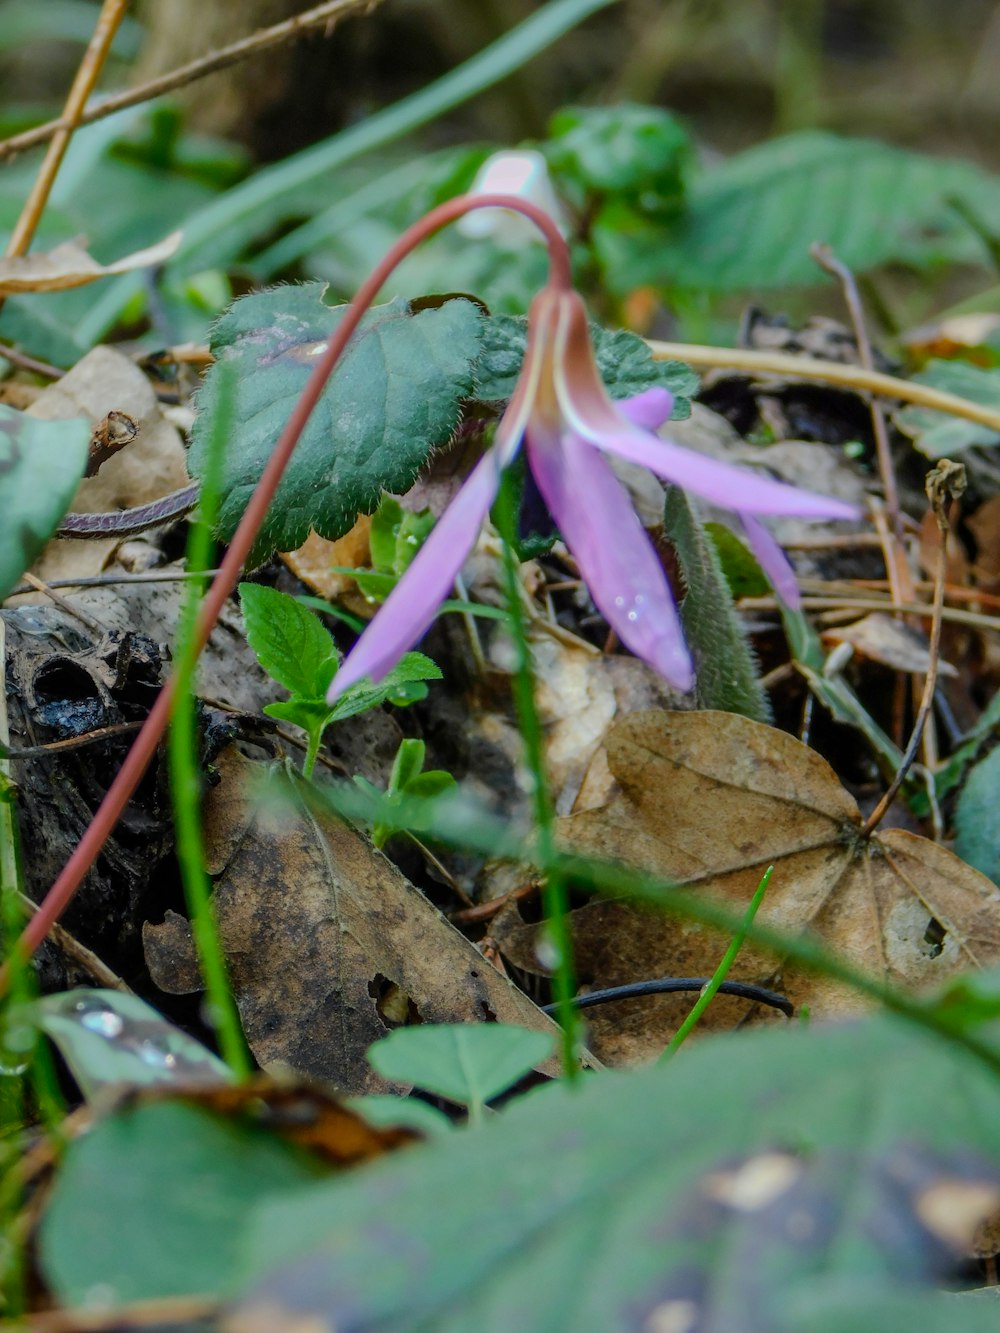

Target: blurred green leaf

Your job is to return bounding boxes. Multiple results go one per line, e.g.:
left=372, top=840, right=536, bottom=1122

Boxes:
left=367, top=1024, right=555, bottom=1113
left=0, top=407, right=89, bottom=600
left=895, top=359, right=1000, bottom=457
left=34, top=990, right=232, bottom=1100
left=229, top=1013, right=1000, bottom=1329
left=39, top=1100, right=321, bottom=1306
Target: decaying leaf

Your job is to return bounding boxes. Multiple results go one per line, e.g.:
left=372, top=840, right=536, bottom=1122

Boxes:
left=823, top=612, right=957, bottom=677
left=0, top=231, right=181, bottom=294
left=498, top=710, right=1000, bottom=1063
left=144, top=748, right=565, bottom=1094
left=22, top=346, right=190, bottom=587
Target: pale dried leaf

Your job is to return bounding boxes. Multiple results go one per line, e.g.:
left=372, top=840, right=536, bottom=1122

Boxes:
left=501, top=710, right=1000, bottom=1063
left=823, top=612, right=957, bottom=676
left=0, top=231, right=181, bottom=294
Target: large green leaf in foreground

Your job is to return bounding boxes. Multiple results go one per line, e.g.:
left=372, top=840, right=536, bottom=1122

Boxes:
left=227, top=1015, right=1000, bottom=1330
left=189, top=286, right=483, bottom=564
left=0, top=405, right=89, bottom=600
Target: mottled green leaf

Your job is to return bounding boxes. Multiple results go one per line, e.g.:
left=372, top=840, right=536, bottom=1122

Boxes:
left=190, top=287, right=483, bottom=564
left=0, top=407, right=90, bottom=600
left=474, top=312, right=697, bottom=413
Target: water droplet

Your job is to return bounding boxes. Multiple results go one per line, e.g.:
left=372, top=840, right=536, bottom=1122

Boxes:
left=534, top=932, right=561, bottom=971
left=80, top=1009, right=124, bottom=1039
left=627, top=610, right=638, bottom=622
left=136, top=1039, right=177, bottom=1070
left=0, top=1052, right=30, bottom=1077
left=613, top=595, right=626, bottom=609
left=306, top=341, right=329, bottom=358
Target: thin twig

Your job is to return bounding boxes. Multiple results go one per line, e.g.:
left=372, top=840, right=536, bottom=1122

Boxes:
left=17, top=892, right=133, bottom=992
left=740, top=593, right=1000, bottom=634
left=450, top=880, right=539, bottom=924
left=810, top=244, right=908, bottom=560
left=0, top=0, right=382, bottom=163
left=1, top=721, right=144, bottom=760
left=3, top=0, right=129, bottom=258
left=17, top=571, right=103, bottom=631
left=647, top=341, right=1000, bottom=432
left=862, top=460, right=966, bottom=838
left=4, top=569, right=222, bottom=600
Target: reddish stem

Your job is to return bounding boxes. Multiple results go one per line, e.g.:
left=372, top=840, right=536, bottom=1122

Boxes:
left=1, top=194, right=571, bottom=986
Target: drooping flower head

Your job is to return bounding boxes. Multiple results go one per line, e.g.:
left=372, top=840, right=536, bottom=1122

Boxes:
left=327, top=277, right=858, bottom=702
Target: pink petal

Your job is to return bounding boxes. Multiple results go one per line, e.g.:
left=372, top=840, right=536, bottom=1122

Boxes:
left=578, top=409, right=860, bottom=520
left=527, top=425, right=695, bottom=692
left=327, top=449, right=503, bottom=700
left=739, top=513, right=802, bottom=609
left=615, top=386, right=674, bottom=432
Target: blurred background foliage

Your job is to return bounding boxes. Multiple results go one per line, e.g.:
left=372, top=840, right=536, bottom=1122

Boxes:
left=4, top=0, right=1000, bottom=355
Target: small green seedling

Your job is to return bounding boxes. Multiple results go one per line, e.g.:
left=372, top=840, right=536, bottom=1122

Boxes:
left=365, top=1023, right=556, bottom=1126
left=239, top=583, right=442, bottom=777
left=354, top=738, right=456, bottom=849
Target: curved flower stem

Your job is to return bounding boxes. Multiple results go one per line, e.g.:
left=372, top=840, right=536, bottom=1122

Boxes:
left=0, top=195, right=573, bottom=990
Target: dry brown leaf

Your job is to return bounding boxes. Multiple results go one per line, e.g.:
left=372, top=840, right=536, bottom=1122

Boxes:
left=0, top=231, right=181, bottom=293
left=822, top=612, right=957, bottom=676
left=280, top=518, right=375, bottom=611
left=144, top=748, right=566, bottom=1094
left=21, top=346, right=190, bottom=588
left=498, top=709, right=1000, bottom=1064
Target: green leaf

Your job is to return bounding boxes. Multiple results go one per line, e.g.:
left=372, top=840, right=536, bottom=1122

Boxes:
left=404, top=771, right=457, bottom=800
left=33, top=990, right=232, bottom=1100
left=367, top=1024, right=555, bottom=1110
left=666, top=490, right=770, bottom=721
left=954, top=746, right=1000, bottom=885
left=191, top=289, right=483, bottom=565
left=0, top=407, right=90, bottom=600
left=328, top=651, right=443, bottom=723
left=346, top=1094, right=453, bottom=1137
left=704, top=521, right=771, bottom=598
left=39, top=1100, right=322, bottom=1306
left=895, top=359, right=1000, bottom=458
left=474, top=312, right=698, bottom=413
left=263, top=697, right=334, bottom=733
left=239, top=583, right=337, bottom=699
left=546, top=103, right=691, bottom=203
left=230, top=1013, right=1000, bottom=1329
left=389, top=738, right=428, bottom=793
left=628, top=131, right=1000, bottom=294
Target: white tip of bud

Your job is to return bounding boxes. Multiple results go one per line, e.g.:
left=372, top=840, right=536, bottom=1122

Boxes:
left=458, top=150, right=568, bottom=246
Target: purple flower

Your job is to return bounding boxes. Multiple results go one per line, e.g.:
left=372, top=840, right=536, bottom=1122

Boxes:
left=328, top=287, right=859, bottom=700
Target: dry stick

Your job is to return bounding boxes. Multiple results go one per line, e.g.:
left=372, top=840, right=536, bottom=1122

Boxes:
left=808, top=244, right=931, bottom=769
left=3, top=0, right=129, bottom=260
left=647, top=342, right=1000, bottom=434
left=810, top=243, right=909, bottom=562
left=861, top=460, right=966, bottom=839
left=0, top=0, right=381, bottom=163
left=0, top=193, right=571, bottom=987
left=740, top=593, right=1000, bottom=634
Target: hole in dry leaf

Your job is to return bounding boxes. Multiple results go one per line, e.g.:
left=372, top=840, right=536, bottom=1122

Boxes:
left=922, top=917, right=947, bottom=960
left=368, top=974, right=419, bottom=1028
left=479, top=999, right=498, bottom=1022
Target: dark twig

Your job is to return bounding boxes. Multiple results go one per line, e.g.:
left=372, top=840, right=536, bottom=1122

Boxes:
left=0, top=0, right=382, bottom=162
left=542, top=977, right=794, bottom=1017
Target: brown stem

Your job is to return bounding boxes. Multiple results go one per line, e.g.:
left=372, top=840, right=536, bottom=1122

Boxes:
left=861, top=460, right=966, bottom=839
left=646, top=341, right=1000, bottom=433
left=3, top=0, right=129, bottom=258
left=0, top=0, right=381, bottom=163
left=0, top=193, right=573, bottom=987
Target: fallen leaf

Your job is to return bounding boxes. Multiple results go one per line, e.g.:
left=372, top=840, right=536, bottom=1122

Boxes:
left=0, top=231, right=181, bottom=294
left=22, top=346, right=190, bottom=588
left=823, top=612, right=957, bottom=676
left=498, top=710, right=1000, bottom=1063
left=144, top=748, right=566, bottom=1093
